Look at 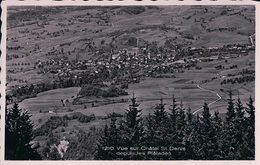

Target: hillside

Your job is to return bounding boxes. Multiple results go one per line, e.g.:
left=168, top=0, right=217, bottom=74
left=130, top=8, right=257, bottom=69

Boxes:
left=6, top=6, right=255, bottom=88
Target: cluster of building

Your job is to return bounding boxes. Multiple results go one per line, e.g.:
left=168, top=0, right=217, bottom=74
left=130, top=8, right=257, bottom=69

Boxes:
left=32, top=42, right=254, bottom=88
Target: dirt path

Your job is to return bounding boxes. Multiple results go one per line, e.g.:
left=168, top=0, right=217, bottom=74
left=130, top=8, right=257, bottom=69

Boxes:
left=192, top=84, right=222, bottom=115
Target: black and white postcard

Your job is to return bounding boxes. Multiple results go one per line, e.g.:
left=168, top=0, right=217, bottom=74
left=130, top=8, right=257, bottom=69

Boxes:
left=0, top=0, right=259, bottom=164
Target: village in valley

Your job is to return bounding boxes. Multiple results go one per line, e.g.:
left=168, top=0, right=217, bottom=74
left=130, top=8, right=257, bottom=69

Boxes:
left=5, top=6, right=255, bottom=160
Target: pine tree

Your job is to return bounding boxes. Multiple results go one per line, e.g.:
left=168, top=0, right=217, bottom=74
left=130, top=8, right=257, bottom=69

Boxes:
left=5, top=103, right=41, bottom=160
left=233, top=97, right=254, bottom=160
left=95, top=118, right=120, bottom=160
left=175, top=99, right=186, bottom=143
left=189, top=114, right=202, bottom=159
left=226, top=90, right=235, bottom=123
left=109, top=117, right=120, bottom=147
left=244, top=96, right=255, bottom=159
left=221, top=91, right=237, bottom=159
left=200, top=102, right=217, bottom=159
left=186, top=107, right=193, bottom=125
left=144, top=113, right=156, bottom=146
left=234, top=97, right=245, bottom=158
left=125, top=93, right=141, bottom=128
left=212, top=111, right=222, bottom=137
left=152, top=98, right=171, bottom=147
left=184, top=107, right=193, bottom=142
left=122, top=93, right=144, bottom=146
left=153, top=97, right=168, bottom=125
left=172, top=99, right=186, bottom=159
left=169, top=95, right=178, bottom=130
left=212, top=111, right=222, bottom=159
left=184, top=107, right=194, bottom=159
left=95, top=124, right=110, bottom=160
left=201, top=102, right=211, bottom=126
left=168, top=95, right=178, bottom=151
left=246, top=96, right=255, bottom=128
left=236, top=98, right=245, bottom=119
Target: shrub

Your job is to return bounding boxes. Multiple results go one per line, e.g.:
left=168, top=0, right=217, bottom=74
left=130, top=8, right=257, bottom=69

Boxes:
left=34, top=116, right=68, bottom=136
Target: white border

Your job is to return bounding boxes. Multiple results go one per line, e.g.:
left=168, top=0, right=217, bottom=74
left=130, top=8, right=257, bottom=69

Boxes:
left=1, top=0, right=259, bottom=165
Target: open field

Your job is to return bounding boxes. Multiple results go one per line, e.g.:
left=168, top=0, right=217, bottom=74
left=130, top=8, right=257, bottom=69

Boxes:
left=19, top=87, right=80, bottom=111
left=18, top=87, right=80, bottom=125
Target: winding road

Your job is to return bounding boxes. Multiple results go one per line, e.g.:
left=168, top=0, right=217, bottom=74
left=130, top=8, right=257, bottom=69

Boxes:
left=192, top=84, right=222, bottom=115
